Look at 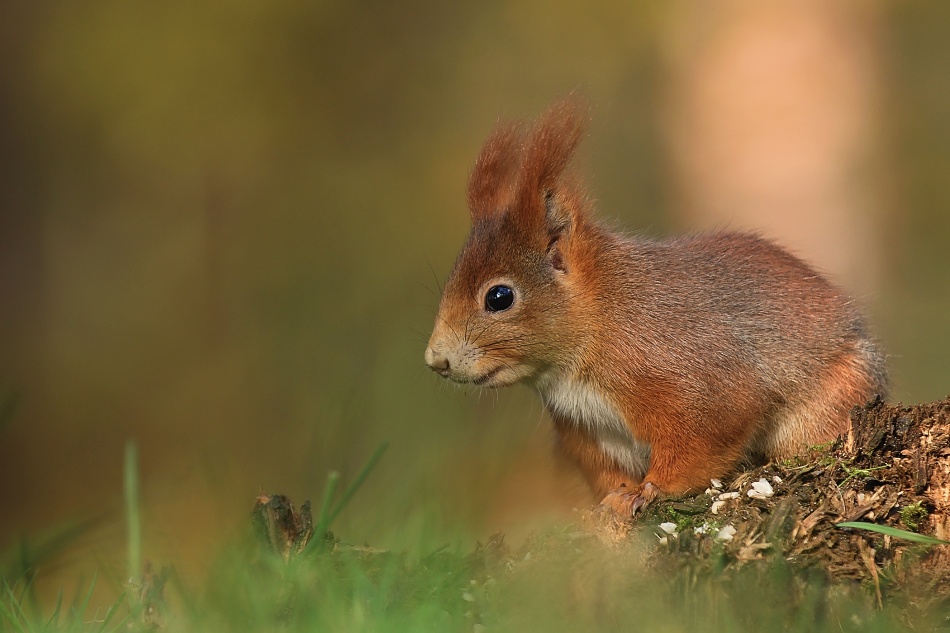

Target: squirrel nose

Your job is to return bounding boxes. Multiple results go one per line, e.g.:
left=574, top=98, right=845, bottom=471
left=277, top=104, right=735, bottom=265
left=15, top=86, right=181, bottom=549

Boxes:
left=425, top=347, right=451, bottom=376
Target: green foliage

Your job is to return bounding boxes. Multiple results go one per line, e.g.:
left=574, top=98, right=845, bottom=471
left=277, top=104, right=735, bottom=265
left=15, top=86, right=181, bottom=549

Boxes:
left=657, top=506, right=693, bottom=532
left=2, top=529, right=930, bottom=633
left=808, top=440, right=837, bottom=453
left=191, top=539, right=477, bottom=632
left=898, top=502, right=929, bottom=531
left=837, top=464, right=889, bottom=488
left=654, top=501, right=711, bottom=533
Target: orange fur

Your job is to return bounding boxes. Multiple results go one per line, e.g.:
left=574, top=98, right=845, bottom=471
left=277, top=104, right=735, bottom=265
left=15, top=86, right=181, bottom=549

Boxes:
left=425, top=98, right=887, bottom=516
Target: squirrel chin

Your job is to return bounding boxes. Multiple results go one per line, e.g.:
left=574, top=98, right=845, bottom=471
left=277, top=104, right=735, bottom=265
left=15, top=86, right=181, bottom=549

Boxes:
left=472, top=366, right=523, bottom=388
left=472, top=364, right=545, bottom=388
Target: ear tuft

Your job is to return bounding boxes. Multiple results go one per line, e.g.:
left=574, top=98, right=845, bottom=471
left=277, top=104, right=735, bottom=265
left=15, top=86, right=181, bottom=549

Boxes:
left=518, top=96, right=589, bottom=220
left=468, top=121, right=524, bottom=220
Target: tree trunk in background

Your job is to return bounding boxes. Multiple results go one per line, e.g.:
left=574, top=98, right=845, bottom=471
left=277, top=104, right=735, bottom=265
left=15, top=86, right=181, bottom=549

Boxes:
left=662, top=1, right=884, bottom=298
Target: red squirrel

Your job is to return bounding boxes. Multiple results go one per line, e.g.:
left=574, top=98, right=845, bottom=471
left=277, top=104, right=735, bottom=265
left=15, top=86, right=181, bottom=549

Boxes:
left=424, top=99, right=887, bottom=516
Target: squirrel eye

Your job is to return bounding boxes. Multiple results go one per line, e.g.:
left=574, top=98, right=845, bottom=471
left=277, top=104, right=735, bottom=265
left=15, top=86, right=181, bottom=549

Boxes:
left=484, top=285, right=515, bottom=312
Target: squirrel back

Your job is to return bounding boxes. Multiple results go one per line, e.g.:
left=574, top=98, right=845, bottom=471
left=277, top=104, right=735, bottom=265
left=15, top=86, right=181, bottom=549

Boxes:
left=425, top=99, right=886, bottom=514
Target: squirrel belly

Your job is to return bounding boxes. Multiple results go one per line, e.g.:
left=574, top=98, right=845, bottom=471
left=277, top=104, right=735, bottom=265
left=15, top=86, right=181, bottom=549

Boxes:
left=424, top=98, right=887, bottom=514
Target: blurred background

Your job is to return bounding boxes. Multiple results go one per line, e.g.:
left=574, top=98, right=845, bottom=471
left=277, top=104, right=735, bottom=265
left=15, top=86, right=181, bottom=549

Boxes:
left=1, top=0, right=948, bottom=602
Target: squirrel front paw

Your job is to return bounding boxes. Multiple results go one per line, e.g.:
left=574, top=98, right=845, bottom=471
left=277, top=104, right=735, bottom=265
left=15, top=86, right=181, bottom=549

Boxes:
left=597, top=482, right=660, bottom=518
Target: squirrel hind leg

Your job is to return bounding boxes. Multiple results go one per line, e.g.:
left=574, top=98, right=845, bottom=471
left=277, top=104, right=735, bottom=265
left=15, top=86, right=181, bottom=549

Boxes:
left=756, top=350, right=885, bottom=459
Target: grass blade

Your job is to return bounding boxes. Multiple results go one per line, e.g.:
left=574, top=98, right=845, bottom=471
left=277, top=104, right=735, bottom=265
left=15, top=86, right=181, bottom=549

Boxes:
left=327, top=442, right=388, bottom=525
left=299, top=444, right=388, bottom=558
left=12, top=572, right=36, bottom=608
left=303, top=470, right=341, bottom=556
left=45, top=587, right=63, bottom=627
left=0, top=606, right=26, bottom=632
left=836, top=521, right=950, bottom=545
left=71, top=569, right=98, bottom=620
left=1, top=580, right=29, bottom=630
left=96, top=591, right=130, bottom=633
left=125, top=442, right=141, bottom=586
left=0, top=601, right=21, bottom=631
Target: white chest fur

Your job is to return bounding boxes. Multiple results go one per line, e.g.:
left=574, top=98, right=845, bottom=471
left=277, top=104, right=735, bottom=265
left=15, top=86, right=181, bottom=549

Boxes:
left=539, top=375, right=651, bottom=479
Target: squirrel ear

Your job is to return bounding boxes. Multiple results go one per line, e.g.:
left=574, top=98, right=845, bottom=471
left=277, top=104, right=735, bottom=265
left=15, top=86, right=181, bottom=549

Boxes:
left=544, top=190, right=571, bottom=273
left=544, top=189, right=571, bottom=235
left=517, top=96, right=589, bottom=232
left=468, top=121, right=524, bottom=221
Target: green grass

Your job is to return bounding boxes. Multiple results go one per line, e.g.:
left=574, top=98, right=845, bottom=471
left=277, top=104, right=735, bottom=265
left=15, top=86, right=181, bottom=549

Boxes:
left=837, top=520, right=950, bottom=545
left=124, top=442, right=141, bottom=594
left=2, top=447, right=949, bottom=632
left=4, top=541, right=943, bottom=633
left=1, top=572, right=129, bottom=633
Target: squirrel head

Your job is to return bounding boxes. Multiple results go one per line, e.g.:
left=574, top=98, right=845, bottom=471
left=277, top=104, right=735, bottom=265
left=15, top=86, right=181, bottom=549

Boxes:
left=425, top=98, right=594, bottom=387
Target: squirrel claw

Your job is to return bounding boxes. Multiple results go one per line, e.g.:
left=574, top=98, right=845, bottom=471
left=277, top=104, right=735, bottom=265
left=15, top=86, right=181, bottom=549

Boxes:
left=597, top=482, right=660, bottom=518
left=630, top=482, right=659, bottom=514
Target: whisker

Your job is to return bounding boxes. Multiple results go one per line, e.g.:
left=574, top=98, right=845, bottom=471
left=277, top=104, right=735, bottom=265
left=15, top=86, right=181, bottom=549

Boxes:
left=426, top=257, right=444, bottom=296
left=405, top=325, right=432, bottom=344
left=408, top=275, right=440, bottom=299
left=470, top=318, right=500, bottom=347
left=532, top=384, right=548, bottom=431
left=464, top=311, right=476, bottom=343
left=438, top=314, right=461, bottom=344
left=480, top=338, right=547, bottom=352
